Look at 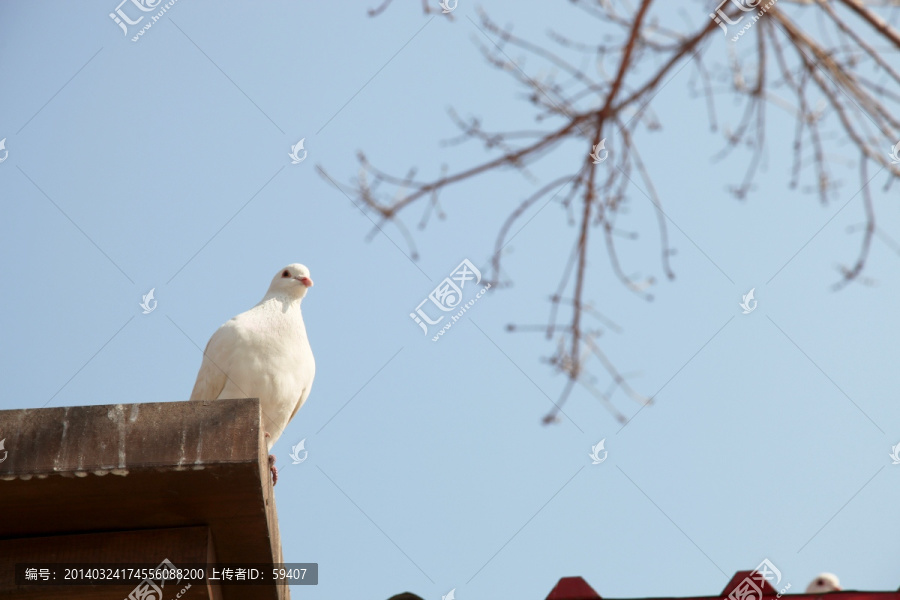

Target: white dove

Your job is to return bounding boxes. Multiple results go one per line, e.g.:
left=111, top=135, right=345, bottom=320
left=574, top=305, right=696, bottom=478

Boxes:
left=806, top=573, right=841, bottom=594
left=190, top=263, right=316, bottom=485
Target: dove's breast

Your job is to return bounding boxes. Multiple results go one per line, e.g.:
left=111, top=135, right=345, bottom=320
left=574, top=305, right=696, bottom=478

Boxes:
left=215, top=305, right=314, bottom=445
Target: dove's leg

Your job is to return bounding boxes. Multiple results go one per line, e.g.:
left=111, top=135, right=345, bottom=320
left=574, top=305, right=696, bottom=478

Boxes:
left=268, top=454, right=278, bottom=486
left=263, top=432, right=278, bottom=485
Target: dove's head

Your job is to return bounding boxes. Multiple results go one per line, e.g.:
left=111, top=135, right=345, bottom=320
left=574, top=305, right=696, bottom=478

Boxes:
left=267, top=263, right=314, bottom=300
left=806, top=573, right=841, bottom=594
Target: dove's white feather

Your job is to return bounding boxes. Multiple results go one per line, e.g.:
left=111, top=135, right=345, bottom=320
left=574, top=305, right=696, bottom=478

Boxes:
left=806, top=573, right=841, bottom=594
left=190, top=264, right=316, bottom=451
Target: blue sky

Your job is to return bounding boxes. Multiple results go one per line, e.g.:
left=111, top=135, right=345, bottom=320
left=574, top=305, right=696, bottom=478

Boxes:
left=1, top=1, right=899, bottom=598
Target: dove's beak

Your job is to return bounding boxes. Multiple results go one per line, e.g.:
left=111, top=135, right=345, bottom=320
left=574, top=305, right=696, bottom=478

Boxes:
left=297, top=276, right=313, bottom=287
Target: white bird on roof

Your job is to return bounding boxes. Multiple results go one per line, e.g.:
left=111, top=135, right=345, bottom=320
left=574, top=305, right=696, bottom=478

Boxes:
left=190, top=263, right=316, bottom=485
left=806, top=573, right=842, bottom=594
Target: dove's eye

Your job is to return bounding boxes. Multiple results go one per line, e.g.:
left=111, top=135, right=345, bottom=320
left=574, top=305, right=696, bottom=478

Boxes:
left=281, top=270, right=290, bottom=278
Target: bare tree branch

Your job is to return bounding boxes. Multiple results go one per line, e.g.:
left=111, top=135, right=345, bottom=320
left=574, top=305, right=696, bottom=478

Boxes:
left=328, top=0, right=900, bottom=422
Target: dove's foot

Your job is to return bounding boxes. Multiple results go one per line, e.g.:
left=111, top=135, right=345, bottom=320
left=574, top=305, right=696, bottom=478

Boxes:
left=268, top=454, right=278, bottom=485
